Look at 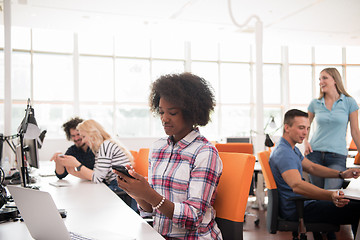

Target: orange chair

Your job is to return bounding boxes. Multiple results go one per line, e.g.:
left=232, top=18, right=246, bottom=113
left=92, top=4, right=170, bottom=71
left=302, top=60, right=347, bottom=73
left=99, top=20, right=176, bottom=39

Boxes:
left=130, top=150, right=138, bottom=163
left=257, top=151, right=339, bottom=239
left=215, top=143, right=253, bottom=154
left=349, top=139, right=357, bottom=151
left=214, top=152, right=255, bottom=240
left=133, top=148, right=149, bottom=178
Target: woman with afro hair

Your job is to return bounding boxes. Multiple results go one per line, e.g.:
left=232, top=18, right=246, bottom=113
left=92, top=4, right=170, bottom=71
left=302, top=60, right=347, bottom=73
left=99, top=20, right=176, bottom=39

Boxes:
left=116, top=72, right=223, bottom=239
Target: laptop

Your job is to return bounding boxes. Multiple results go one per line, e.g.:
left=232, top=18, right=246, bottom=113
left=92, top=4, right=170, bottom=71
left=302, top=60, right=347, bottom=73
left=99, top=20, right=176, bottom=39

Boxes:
left=7, top=185, right=93, bottom=240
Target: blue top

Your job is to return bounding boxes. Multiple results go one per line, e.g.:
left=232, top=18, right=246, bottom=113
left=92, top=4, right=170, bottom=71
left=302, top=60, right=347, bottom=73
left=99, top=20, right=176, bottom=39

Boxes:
left=55, top=145, right=95, bottom=179
left=308, top=94, right=359, bottom=156
left=269, top=137, right=314, bottom=220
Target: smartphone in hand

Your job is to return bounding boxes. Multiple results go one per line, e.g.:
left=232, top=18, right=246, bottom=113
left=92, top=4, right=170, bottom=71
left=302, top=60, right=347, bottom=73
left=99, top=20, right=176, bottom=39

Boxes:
left=113, top=165, right=135, bottom=179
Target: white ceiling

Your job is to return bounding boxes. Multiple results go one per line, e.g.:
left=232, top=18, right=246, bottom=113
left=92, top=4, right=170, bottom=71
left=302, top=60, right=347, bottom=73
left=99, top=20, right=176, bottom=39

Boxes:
left=2, top=0, right=360, bottom=46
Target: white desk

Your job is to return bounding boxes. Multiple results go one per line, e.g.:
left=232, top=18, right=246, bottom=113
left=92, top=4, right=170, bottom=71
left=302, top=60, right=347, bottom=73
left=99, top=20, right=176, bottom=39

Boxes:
left=341, top=177, right=360, bottom=240
left=347, top=157, right=360, bottom=169
left=1, top=175, right=164, bottom=240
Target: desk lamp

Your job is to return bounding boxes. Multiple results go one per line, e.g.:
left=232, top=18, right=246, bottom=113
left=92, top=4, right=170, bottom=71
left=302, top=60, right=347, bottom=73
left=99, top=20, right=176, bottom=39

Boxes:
left=17, top=99, right=41, bottom=188
left=264, top=116, right=276, bottom=148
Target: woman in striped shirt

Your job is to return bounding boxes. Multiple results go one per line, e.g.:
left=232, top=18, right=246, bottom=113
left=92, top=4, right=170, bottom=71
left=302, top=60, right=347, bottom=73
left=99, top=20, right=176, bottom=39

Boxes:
left=116, top=73, right=223, bottom=239
left=58, top=119, right=133, bottom=193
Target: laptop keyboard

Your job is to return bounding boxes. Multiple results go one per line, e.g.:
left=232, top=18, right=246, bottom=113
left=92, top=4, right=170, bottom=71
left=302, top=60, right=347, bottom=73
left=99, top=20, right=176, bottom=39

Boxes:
left=69, top=231, right=94, bottom=240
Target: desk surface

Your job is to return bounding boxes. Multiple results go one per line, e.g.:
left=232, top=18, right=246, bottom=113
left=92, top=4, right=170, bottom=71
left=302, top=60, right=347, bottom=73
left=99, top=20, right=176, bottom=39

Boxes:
left=1, top=172, right=164, bottom=240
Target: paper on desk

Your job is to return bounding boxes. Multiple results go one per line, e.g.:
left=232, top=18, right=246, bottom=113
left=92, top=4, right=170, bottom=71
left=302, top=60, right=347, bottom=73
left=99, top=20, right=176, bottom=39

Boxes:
left=49, top=180, right=71, bottom=187
left=342, top=188, right=360, bottom=201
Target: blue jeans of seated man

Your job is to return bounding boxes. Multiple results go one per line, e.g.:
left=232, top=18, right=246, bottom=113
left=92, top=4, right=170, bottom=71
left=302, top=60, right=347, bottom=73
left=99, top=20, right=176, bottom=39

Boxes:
left=306, top=151, right=346, bottom=189
left=108, top=179, right=138, bottom=212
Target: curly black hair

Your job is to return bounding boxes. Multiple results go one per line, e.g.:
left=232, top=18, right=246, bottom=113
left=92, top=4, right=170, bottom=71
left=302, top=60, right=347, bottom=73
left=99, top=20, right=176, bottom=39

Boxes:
left=149, top=72, right=216, bottom=127
left=62, top=117, right=84, bottom=141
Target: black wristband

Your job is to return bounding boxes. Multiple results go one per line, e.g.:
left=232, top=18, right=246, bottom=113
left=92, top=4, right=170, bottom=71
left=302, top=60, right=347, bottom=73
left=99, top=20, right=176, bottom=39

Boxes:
left=76, top=163, right=84, bottom=171
left=338, top=171, right=344, bottom=179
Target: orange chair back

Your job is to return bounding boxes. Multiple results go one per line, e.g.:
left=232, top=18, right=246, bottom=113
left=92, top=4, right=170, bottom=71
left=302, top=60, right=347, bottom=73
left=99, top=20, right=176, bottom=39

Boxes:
left=214, top=152, right=255, bottom=222
left=257, top=151, right=277, bottom=190
left=130, top=150, right=138, bottom=162
left=355, top=153, right=360, bottom=165
left=134, top=148, right=150, bottom=178
left=215, top=143, right=253, bottom=154
left=349, top=139, right=357, bottom=151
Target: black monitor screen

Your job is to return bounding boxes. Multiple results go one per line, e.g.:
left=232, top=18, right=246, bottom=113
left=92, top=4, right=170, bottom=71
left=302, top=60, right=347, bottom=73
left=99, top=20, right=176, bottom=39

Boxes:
left=226, top=137, right=250, bottom=143
left=24, top=139, right=39, bottom=169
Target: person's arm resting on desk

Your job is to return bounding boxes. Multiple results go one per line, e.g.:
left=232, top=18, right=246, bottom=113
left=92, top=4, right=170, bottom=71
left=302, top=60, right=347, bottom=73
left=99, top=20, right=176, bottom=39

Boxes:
left=283, top=157, right=360, bottom=207
left=302, top=157, right=360, bottom=179
left=55, top=155, right=93, bottom=180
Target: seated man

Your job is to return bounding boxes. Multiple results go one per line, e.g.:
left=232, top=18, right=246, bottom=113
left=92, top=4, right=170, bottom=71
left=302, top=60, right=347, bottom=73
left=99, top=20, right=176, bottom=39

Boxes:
left=51, top=117, right=95, bottom=179
left=269, top=109, right=360, bottom=237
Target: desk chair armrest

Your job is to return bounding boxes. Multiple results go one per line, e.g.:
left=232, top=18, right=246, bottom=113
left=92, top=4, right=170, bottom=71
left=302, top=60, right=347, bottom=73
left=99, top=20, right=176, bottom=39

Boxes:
left=287, top=196, right=311, bottom=219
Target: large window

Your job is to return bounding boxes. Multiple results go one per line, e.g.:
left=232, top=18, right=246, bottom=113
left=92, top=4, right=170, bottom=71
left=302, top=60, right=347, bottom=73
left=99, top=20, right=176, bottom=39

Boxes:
left=1, top=27, right=360, bottom=142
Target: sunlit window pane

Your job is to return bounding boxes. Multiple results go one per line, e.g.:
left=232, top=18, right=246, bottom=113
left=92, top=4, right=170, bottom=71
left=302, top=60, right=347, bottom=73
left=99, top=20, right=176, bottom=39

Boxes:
left=33, top=103, right=74, bottom=138
left=78, top=33, right=113, bottom=55
left=12, top=52, right=31, bottom=100
left=199, top=106, right=219, bottom=141
left=263, top=45, right=281, bottom=63
left=288, top=45, right=312, bottom=63
left=315, top=46, right=342, bottom=64
left=115, top=38, right=150, bottom=58
left=80, top=104, right=113, bottom=133
left=220, top=106, right=250, bottom=137
left=191, top=62, right=219, bottom=101
left=346, top=47, right=360, bottom=64
left=33, top=53, right=73, bottom=101
left=263, top=64, right=281, bottom=104
left=115, top=59, right=150, bottom=103
left=0, top=103, right=3, bottom=133
left=151, top=113, right=164, bottom=137
left=12, top=103, right=27, bottom=135
left=12, top=27, right=31, bottom=50
left=115, top=105, right=150, bottom=137
left=79, top=56, right=113, bottom=102
left=0, top=51, right=3, bottom=99
left=151, top=60, right=184, bottom=81
left=219, top=41, right=251, bottom=62
left=0, top=26, right=3, bottom=48
left=289, top=65, right=313, bottom=104
left=346, top=66, right=360, bottom=103
left=32, top=29, right=73, bottom=53
left=220, top=63, right=251, bottom=104
left=152, top=40, right=184, bottom=59
left=191, top=41, right=218, bottom=61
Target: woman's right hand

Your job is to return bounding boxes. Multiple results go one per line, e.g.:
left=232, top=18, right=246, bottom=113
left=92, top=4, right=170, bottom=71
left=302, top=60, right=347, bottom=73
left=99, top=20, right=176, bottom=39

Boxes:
left=304, top=140, right=313, bottom=155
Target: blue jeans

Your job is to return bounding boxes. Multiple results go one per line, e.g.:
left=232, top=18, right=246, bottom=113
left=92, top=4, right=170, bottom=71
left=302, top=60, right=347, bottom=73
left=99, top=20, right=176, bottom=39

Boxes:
left=108, top=179, right=138, bottom=212
left=306, top=151, right=346, bottom=189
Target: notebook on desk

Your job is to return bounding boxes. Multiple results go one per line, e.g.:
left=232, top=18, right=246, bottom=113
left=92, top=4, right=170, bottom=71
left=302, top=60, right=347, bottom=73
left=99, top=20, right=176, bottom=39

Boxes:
left=7, top=185, right=94, bottom=240
left=342, top=188, right=360, bottom=201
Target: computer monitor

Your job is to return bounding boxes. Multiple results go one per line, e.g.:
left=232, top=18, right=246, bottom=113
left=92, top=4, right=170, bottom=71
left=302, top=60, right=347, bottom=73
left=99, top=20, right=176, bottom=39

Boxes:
left=23, top=139, right=39, bottom=169
left=15, top=143, right=26, bottom=186
left=226, top=137, right=250, bottom=143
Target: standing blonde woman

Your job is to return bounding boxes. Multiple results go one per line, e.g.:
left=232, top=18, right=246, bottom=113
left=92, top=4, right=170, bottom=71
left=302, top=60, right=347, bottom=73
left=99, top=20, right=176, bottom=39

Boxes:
left=55, top=119, right=133, bottom=194
left=304, top=68, right=360, bottom=190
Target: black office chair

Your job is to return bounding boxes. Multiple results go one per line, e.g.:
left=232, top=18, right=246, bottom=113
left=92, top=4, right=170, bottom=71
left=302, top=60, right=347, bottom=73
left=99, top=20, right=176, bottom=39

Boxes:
left=258, top=151, right=340, bottom=240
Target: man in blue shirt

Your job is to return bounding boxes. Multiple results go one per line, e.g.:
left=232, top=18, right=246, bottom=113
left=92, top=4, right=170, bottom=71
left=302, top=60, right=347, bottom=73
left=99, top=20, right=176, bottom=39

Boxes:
left=51, top=117, right=95, bottom=179
left=269, top=109, right=360, bottom=237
